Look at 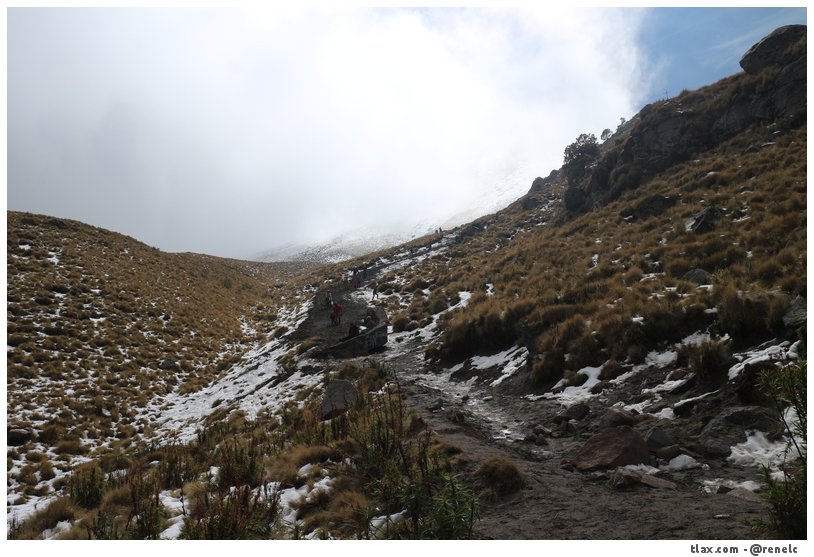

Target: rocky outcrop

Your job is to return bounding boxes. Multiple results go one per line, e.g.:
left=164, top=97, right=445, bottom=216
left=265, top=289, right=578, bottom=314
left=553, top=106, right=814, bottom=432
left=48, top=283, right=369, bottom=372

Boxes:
left=740, top=25, right=806, bottom=75
left=694, top=406, right=781, bottom=457
left=528, top=169, right=560, bottom=193
left=687, top=206, right=725, bottom=234
left=562, top=25, right=806, bottom=215
left=572, top=426, right=650, bottom=471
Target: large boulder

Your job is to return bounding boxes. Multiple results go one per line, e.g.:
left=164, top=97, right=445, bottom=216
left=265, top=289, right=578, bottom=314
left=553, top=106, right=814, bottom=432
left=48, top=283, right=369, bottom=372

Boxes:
left=695, top=406, right=781, bottom=457
left=319, top=380, right=358, bottom=420
left=572, top=426, right=650, bottom=471
left=740, top=25, right=807, bottom=75
left=8, top=428, right=33, bottom=446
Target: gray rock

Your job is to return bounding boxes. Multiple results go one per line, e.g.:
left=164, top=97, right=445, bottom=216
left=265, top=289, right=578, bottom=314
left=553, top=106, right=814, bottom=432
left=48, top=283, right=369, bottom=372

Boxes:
left=159, top=358, right=179, bottom=370
left=319, top=379, right=358, bottom=420
left=645, top=427, right=675, bottom=450
left=8, top=428, right=33, bottom=446
left=572, top=426, right=650, bottom=471
left=598, top=408, right=638, bottom=429
left=682, top=268, right=714, bottom=285
left=727, top=488, right=770, bottom=507
left=740, top=25, right=807, bottom=75
left=696, top=406, right=781, bottom=457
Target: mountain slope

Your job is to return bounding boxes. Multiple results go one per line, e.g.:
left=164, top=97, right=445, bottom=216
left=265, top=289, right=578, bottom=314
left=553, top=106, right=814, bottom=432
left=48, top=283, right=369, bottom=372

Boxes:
left=6, top=26, right=806, bottom=540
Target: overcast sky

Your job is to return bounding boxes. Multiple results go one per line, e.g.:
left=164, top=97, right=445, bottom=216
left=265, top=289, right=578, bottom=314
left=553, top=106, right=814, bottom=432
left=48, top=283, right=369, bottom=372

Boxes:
left=6, top=6, right=806, bottom=259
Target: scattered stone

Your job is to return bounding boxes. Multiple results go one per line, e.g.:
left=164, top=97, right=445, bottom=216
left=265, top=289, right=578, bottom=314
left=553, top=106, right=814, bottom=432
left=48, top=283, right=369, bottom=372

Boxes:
left=572, top=426, right=650, bottom=471
left=319, top=379, right=358, bottom=420
left=534, top=435, right=549, bottom=446
left=667, top=368, right=690, bottom=381
left=560, top=461, right=576, bottom=472
left=638, top=474, right=678, bottom=491
left=645, top=427, right=675, bottom=450
left=726, top=488, right=770, bottom=507
left=608, top=467, right=678, bottom=490
left=428, top=398, right=445, bottom=411
left=483, top=396, right=494, bottom=402
left=553, top=402, right=590, bottom=424
left=8, top=428, right=33, bottom=446
left=523, top=433, right=537, bottom=444
left=682, top=268, right=714, bottom=285
left=714, top=514, right=731, bottom=519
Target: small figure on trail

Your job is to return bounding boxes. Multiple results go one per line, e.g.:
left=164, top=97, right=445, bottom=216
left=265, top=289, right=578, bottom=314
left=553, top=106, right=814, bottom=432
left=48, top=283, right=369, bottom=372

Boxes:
left=324, top=292, right=333, bottom=309
left=348, top=323, right=360, bottom=338
left=371, top=283, right=378, bottom=300
left=332, top=302, right=343, bottom=326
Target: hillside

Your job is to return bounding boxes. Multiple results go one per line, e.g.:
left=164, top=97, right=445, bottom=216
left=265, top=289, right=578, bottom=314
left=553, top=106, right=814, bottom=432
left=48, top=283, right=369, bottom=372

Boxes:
left=6, top=26, right=806, bottom=540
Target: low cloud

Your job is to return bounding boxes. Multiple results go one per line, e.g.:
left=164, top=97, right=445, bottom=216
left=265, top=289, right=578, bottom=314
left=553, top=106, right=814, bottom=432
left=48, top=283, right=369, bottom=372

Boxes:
left=8, top=7, right=652, bottom=258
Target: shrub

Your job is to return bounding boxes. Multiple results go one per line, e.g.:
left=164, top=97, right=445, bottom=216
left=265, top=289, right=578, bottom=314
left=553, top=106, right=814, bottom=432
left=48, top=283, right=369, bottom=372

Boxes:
left=686, top=339, right=732, bottom=385
left=473, top=455, right=524, bottom=499
left=757, top=360, right=807, bottom=539
left=183, top=483, right=281, bottom=539
left=69, top=462, right=106, bottom=508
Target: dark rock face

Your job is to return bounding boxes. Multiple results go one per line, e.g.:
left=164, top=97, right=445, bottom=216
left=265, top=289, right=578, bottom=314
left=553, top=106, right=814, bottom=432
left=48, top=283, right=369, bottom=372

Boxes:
left=783, top=295, right=807, bottom=328
left=572, top=426, right=650, bottom=471
left=740, top=25, right=807, bottom=75
left=564, top=187, right=585, bottom=212
left=320, top=379, right=358, bottom=420
left=695, top=406, right=781, bottom=457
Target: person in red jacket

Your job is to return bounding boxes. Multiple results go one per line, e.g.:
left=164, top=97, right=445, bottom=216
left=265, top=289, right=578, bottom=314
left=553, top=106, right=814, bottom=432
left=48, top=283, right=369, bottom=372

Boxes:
left=332, top=302, right=343, bottom=326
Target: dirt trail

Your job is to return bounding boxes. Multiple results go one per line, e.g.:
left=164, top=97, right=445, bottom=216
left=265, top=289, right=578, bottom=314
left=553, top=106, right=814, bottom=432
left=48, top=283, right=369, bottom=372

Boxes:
left=295, top=264, right=770, bottom=540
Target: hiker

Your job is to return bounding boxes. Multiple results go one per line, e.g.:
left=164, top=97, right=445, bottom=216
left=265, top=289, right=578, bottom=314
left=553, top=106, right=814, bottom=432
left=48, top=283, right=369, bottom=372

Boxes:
left=348, top=323, right=360, bottom=338
left=371, top=283, right=378, bottom=300
left=332, top=302, right=343, bottom=326
left=324, top=292, right=333, bottom=309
